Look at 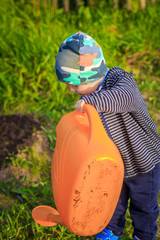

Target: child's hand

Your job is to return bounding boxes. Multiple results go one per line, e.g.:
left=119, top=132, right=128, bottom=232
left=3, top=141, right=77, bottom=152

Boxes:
left=75, top=99, right=85, bottom=112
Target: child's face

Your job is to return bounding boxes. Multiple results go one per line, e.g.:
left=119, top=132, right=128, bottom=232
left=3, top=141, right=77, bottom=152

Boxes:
left=68, top=77, right=104, bottom=95
left=69, top=84, right=95, bottom=95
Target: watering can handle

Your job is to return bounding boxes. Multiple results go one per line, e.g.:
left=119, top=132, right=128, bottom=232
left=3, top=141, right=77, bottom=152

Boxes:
left=83, top=104, right=110, bottom=141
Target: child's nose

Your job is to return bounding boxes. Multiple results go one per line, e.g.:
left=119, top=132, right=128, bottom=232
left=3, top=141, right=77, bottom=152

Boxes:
left=70, top=86, right=75, bottom=92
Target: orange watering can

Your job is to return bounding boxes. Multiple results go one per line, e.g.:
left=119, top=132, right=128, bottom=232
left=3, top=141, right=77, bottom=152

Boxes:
left=32, top=104, right=124, bottom=236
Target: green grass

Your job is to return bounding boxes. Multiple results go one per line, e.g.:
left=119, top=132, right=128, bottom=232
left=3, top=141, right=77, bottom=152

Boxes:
left=0, top=0, right=160, bottom=117
left=0, top=0, right=160, bottom=239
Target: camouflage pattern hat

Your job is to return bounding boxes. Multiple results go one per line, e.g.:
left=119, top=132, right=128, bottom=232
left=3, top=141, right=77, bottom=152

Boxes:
left=55, top=31, right=108, bottom=85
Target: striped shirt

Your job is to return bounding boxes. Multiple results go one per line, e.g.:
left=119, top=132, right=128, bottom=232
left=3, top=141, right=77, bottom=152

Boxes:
left=81, top=67, right=160, bottom=178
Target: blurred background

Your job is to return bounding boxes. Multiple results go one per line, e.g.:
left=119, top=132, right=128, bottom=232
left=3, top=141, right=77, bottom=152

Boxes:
left=0, top=0, right=160, bottom=118
left=0, top=0, right=160, bottom=239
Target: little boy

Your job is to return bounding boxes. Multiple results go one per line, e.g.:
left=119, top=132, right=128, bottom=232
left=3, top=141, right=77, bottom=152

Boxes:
left=55, top=31, right=160, bottom=240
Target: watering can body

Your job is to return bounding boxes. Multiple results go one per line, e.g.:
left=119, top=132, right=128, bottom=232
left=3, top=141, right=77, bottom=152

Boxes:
left=51, top=104, right=124, bottom=236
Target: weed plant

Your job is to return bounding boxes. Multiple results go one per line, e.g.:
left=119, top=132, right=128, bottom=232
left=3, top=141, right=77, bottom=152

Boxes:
left=0, top=0, right=160, bottom=239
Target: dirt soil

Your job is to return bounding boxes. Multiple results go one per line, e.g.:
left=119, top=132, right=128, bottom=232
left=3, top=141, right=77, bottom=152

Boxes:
left=0, top=114, right=42, bottom=169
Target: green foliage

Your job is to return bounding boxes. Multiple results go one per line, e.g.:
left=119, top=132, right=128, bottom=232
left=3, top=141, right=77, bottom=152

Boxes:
left=0, top=0, right=77, bottom=116
left=0, top=0, right=160, bottom=118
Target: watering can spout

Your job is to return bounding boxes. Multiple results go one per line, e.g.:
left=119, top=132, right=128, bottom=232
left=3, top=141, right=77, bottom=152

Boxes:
left=32, top=206, right=64, bottom=227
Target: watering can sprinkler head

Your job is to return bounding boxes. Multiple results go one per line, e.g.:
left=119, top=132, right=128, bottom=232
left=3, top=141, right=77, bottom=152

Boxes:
left=32, top=205, right=64, bottom=227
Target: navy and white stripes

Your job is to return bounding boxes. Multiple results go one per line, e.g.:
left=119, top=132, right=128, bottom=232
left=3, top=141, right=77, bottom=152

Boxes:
left=81, top=67, right=160, bottom=178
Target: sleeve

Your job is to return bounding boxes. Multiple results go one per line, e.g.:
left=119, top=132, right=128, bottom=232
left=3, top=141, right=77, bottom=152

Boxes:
left=81, top=75, right=140, bottom=113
